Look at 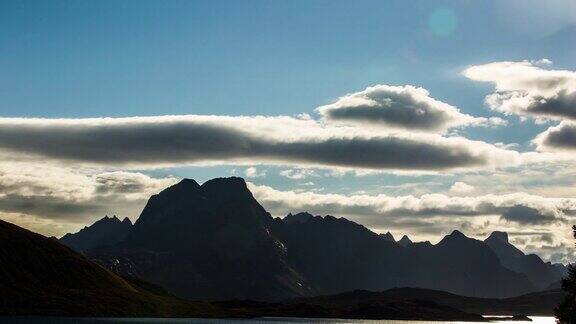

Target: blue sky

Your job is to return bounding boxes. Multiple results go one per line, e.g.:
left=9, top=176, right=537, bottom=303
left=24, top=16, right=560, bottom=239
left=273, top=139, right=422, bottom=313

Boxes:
left=4, top=0, right=573, bottom=184
left=1, top=0, right=576, bottom=263
left=2, top=0, right=574, bottom=120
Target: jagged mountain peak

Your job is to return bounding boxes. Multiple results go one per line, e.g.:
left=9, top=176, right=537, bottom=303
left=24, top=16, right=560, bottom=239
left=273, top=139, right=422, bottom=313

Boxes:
left=380, top=231, right=395, bottom=242
left=487, top=231, right=509, bottom=243
left=81, top=176, right=554, bottom=300
left=84, top=215, right=126, bottom=229
left=201, top=176, right=247, bottom=188
left=398, top=235, right=412, bottom=247
left=104, top=176, right=313, bottom=300
left=178, top=178, right=201, bottom=187
left=449, top=230, right=467, bottom=238
left=162, top=178, right=201, bottom=194
left=59, top=215, right=133, bottom=252
left=200, top=177, right=254, bottom=200
left=142, top=178, right=202, bottom=207
left=149, top=177, right=252, bottom=203
left=483, top=230, right=566, bottom=289
left=437, top=230, right=473, bottom=247
left=100, top=214, right=119, bottom=222
left=284, top=212, right=314, bottom=225
left=131, top=176, right=269, bottom=236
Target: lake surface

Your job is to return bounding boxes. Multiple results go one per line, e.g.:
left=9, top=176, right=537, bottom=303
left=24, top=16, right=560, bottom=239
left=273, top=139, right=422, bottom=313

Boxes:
left=0, top=316, right=555, bottom=324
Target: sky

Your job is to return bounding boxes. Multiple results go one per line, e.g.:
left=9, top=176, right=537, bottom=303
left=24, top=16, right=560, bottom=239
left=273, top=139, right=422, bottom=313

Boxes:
left=1, top=0, right=576, bottom=263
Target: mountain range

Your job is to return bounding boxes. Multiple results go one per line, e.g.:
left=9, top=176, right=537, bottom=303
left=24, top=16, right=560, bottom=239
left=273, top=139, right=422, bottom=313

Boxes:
left=2, top=217, right=562, bottom=319
left=484, top=231, right=567, bottom=290
left=60, top=215, right=132, bottom=252
left=58, top=177, right=566, bottom=301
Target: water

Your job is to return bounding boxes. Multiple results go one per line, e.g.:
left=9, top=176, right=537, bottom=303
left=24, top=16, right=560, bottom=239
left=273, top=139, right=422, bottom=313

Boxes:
left=0, top=316, right=555, bottom=324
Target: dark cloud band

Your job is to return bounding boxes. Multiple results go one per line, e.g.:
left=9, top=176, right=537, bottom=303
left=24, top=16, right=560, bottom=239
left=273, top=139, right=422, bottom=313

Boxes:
left=0, top=117, right=512, bottom=171
left=535, top=122, right=576, bottom=151
left=316, top=85, right=493, bottom=132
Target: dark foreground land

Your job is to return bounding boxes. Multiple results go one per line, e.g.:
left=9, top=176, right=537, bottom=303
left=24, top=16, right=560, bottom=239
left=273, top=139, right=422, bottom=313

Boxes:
left=0, top=219, right=236, bottom=318
left=0, top=218, right=488, bottom=321
left=272, top=288, right=562, bottom=319
left=0, top=218, right=563, bottom=321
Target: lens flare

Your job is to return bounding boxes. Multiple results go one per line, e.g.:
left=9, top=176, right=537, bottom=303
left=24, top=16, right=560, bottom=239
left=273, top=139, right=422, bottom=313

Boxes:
left=429, top=7, right=458, bottom=36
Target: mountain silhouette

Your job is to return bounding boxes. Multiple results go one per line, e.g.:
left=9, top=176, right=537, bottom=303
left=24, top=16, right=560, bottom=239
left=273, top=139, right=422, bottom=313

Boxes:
left=83, top=177, right=543, bottom=301
left=1, top=216, right=560, bottom=319
left=271, top=215, right=534, bottom=298
left=0, top=219, right=234, bottom=317
left=400, top=230, right=535, bottom=298
left=283, top=212, right=314, bottom=225
left=380, top=231, right=395, bottom=242
left=484, top=231, right=566, bottom=289
left=397, top=235, right=413, bottom=247
left=91, top=177, right=314, bottom=301
left=60, top=215, right=132, bottom=252
left=270, top=213, right=406, bottom=296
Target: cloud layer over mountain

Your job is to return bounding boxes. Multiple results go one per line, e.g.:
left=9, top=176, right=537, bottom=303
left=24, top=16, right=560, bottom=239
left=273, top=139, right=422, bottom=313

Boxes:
left=249, top=182, right=573, bottom=226
left=0, top=78, right=574, bottom=263
left=248, top=182, right=575, bottom=262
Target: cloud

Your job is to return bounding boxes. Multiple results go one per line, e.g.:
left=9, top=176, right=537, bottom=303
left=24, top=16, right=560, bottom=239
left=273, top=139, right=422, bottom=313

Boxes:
left=531, top=233, right=554, bottom=245
left=1, top=161, right=572, bottom=261
left=0, top=115, right=519, bottom=172
left=248, top=182, right=575, bottom=261
left=279, top=168, right=318, bottom=180
left=449, top=182, right=475, bottom=195
left=463, top=60, right=576, bottom=121
left=534, top=121, right=576, bottom=151
left=244, top=167, right=266, bottom=178
left=0, top=162, right=177, bottom=235
left=0, top=194, right=104, bottom=220
left=94, top=171, right=177, bottom=195
left=525, top=242, right=576, bottom=264
left=316, top=85, right=505, bottom=133
left=500, top=205, right=560, bottom=225
left=248, top=182, right=574, bottom=226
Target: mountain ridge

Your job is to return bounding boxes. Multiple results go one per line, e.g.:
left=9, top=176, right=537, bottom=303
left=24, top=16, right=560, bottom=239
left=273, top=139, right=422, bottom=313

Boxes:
left=485, top=229, right=566, bottom=290
left=62, top=177, right=564, bottom=301
left=60, top=215, right=133, bottom=252
left=91, top=177, right=315, bottom=301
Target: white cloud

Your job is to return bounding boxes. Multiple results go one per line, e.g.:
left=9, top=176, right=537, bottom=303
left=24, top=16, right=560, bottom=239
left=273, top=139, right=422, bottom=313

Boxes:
left=317, top=85, right=506, bottom=133
left=534, top=121, right=576, bottom=151
left=0, top=162, right=178, bottom=236
left=279, top=168, right=319, bottom=180
left=449, top=182, right=475, bottom=195
left=248, top=182, right=576, bottom=262
left=248, top=182, right=574, bottom=225
left=244, top=166, right=266, bottom=178
left=463, top=60, right=576, bottom=121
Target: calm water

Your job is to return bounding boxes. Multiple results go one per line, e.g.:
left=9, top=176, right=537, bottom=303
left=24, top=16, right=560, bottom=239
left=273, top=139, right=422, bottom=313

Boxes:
left=0, top=316, right=555, bottom=324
